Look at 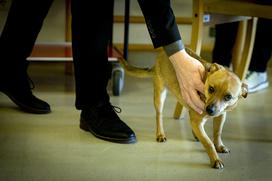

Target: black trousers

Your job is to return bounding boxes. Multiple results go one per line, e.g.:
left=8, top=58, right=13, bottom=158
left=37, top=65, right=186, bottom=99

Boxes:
left=0, top=0, right=114, bottom=109
left=212, top=18, right=272, bottom=72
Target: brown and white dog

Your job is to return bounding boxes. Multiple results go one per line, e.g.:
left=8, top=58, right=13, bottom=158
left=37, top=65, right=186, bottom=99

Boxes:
left=118, top=48, right=248, bottom=169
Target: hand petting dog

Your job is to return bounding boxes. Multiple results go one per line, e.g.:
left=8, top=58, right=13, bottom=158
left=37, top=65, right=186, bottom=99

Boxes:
left=169, top=49, right=205, bottom=114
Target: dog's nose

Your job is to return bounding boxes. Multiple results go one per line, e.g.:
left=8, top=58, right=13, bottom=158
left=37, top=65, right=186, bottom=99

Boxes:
left=206, top=104, right=216, bottom=116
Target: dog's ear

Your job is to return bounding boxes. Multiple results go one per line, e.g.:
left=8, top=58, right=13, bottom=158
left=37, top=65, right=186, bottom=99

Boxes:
left=240, top=83, right=248, bottom=98
left=208, top=63, right=225, bottom=74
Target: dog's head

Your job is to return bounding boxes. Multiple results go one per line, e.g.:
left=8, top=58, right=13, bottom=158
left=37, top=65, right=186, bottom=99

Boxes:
left=203, top=63, right=248, bottom=117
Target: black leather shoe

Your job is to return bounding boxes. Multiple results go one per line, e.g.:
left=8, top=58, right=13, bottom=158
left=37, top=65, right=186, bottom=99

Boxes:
left=1, top=88, right=51, bottom=114
left=0, top=59, right=51, bottom=114
left=80, top=103, right=137, bottom=144
left=0, top=74, right=51, bottom=114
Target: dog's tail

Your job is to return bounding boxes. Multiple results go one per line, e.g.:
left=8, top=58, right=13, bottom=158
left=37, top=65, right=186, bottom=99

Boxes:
left=118, top=56, right=154, bottom=78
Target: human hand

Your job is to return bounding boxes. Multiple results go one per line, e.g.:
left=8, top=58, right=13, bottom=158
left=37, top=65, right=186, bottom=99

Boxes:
left=169, top=49, right=205, bottom=114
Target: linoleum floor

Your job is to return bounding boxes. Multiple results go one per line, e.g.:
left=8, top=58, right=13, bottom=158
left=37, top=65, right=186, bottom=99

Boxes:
left=0, top=62, right=271, bottom=181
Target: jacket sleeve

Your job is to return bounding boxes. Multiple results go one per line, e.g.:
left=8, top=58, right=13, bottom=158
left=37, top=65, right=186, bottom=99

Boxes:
left=137, top=0, right=182, bottom=49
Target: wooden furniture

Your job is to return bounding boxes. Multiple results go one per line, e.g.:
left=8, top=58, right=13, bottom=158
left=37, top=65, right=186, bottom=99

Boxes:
left=173, top=0, right=272, bottom=119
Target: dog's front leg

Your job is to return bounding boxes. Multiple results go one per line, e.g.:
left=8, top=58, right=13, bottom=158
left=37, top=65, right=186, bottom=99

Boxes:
left=213, top=112, right=230, bottom=153
left=189, top=111, right=224, bottom=169
left=154, top=79, right=167, bottom=142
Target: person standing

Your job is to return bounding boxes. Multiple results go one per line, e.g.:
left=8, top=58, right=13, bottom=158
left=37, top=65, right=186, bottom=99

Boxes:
left=0, top=0, right=205, bottom=143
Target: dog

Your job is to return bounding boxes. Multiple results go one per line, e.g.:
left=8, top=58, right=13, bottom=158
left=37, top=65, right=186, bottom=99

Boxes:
left=118, top=47, right=248, bottom=169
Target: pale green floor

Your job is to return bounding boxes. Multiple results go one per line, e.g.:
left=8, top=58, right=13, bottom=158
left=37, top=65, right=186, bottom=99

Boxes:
left=0, top=62, right=272, bottom=181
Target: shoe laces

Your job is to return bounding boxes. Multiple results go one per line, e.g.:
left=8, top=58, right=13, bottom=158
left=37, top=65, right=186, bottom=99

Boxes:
left=112, top=105, right=122, bottom=113
left=96, top=103, right=122, bottom=117
left=94, top=103, right=122, bottom=126
left=101, top=103, right=122, bottom=113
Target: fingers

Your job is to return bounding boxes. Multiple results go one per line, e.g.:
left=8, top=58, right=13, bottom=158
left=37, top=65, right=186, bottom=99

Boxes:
left=179, top=70, right=205, bottom=114
left=182, top=89, right=204, bottom=114
left=195, top=80, right=205, bottom=95
left=190, top=89, right=205, bottom=113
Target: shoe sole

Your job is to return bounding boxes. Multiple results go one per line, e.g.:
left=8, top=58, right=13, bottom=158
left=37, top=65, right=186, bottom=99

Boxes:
left=80, top=117, right=137, bottom=144
left=1, top=90, right=51, bottom=114
left=248, top=81, right=269, bottom=93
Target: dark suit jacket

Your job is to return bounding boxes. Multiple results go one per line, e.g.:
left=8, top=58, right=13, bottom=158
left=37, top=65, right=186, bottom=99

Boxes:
left=138, top=0, right=181, bottom=48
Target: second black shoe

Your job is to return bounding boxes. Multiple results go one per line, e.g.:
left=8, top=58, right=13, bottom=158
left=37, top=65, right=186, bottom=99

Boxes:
left=0, top=56, right=51, bottom=114
left=0, top=71, right=51, bottom=114
left=0, top=88, right=51, bottom=114
left=80, top=103, right=137, bottom=144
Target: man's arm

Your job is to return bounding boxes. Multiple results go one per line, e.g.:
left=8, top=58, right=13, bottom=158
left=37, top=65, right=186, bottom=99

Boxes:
left=137, top=0, right=205, bottom=114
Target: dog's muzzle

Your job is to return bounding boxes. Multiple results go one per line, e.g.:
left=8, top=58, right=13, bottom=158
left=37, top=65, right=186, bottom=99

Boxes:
left=206, top=104, right=216, bottom=116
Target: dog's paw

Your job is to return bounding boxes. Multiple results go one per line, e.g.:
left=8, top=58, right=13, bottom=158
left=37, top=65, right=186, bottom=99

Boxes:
left=215, top=145, right=230, bottom=153
left=212, top=159, right=224, bottom=169
left=156, top=135, right=167, bottom=142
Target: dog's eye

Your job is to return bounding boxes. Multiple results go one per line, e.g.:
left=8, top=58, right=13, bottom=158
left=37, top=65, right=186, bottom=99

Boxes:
left=208, top=86, right=215, bottom=94
left=224, top=94, right=232, bottom=101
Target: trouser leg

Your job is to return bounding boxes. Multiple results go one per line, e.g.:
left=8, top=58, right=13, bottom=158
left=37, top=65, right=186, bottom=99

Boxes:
left=0, top=0, right=53, bottom=70
left=0, top=0, right=53, bottom=88
left=248, top=18, right=272, bottom=72
left=71, top=0, right=114, bottom=109
left=212, top=22, right=239, bottom=67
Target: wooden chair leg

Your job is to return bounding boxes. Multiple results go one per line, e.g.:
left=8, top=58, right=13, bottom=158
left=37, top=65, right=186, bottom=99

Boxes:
left=232, top=20, right=247, bottom=73
left=191, top=0, right=204, bottom=54
left=233, top=18, right=258, bottom=80
left=173, top=0, right=204, bottom=119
